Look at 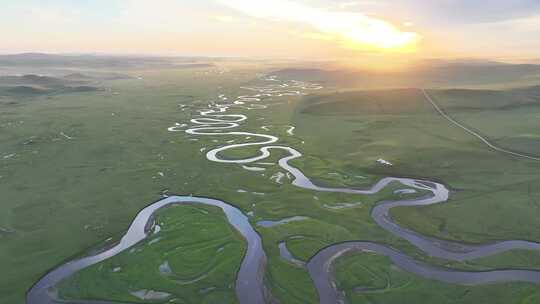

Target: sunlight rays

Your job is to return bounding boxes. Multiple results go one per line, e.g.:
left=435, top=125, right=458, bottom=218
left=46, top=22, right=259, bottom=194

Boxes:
left=220, top=0, right=420, bottom=52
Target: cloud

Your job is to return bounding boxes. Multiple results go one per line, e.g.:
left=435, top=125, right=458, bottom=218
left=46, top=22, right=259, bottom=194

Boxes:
left=218, top=0, right=420, bottom=51
left=338, top=2, right=361, bottom=9
left=392, top=0, right=540, bottom=24
left=212, top=15, right=235, bottom=23
left=0, top=3, right=83, bottom=29
left=337, top=1, right=384, bottom=10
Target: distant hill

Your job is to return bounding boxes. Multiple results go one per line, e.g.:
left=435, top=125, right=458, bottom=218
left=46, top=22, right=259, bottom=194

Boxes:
left=175, top=63, right=215, bottom=69
left=63, top=72, right=133, bottom=81
left=268, top=68, right=339, bottom=82
left=0, top=74, right=68, bottom=87
left=299, top=85, right=540, bottom=116
left=0, top=74, right=99, bottom=96
left=4, top=86, right=51, bottom=95
left=0, top=53, right=214, bottom=69
left=300, top=88, right=430, bottom=115
left=510, top=85, right=540, bottom=97
left=430, top=88, right=538, bottom=110
left=271, top=61, right=540, bottom=88
left=65, top=86, right=100, bottom=93
left=0, top=53, right=167, bottom=68
left=414, top=62, right=540, bottom=86
left=63, top=73, right=94, bottom=80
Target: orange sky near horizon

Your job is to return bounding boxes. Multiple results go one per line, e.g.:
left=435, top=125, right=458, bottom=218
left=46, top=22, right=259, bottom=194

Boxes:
left=2, top=0, right=540, bottom=68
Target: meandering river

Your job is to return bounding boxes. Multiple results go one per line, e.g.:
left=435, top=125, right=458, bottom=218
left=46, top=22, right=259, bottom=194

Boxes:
left=28, top=76, right=540, bottom=304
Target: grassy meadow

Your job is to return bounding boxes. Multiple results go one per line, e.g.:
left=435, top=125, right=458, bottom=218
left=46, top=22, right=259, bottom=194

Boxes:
left=1, top=62, right=540, bottom=303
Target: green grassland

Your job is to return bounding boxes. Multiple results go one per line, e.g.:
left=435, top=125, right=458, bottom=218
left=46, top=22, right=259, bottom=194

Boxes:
left=2, top=62, right=540, bottom=303
left=0, top=74, right=102, bottom=97
left=296, top=88, right=540, bottom=245
left=58, top=204, right=245, bottom=303
left=334, top=253, right=540, bottom=304
left=428, top=87, right=540, bottom=156
left=297, top=88, right=540, bottom=255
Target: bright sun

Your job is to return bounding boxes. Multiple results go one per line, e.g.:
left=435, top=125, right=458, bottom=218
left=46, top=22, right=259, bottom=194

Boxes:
left=222, top=0, right=420, bottom=53
left=341, top=22, right=420, bottom=52
left=313, top=11, right=420, bottom=52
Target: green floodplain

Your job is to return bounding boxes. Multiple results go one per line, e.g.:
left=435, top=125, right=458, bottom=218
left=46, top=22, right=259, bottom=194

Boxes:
left=2, top=56, right=540, bottom=303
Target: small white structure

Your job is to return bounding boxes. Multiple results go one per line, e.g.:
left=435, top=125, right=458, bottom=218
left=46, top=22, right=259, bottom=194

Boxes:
left=376, top=158, right=393, bottom=166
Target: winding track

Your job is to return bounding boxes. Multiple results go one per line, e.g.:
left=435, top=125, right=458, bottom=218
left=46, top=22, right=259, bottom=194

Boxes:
left=422, top=88, right=540, bottom=161
left=177, top=78, right=540, bottom=303
left=28, top=77, right=540, bottom=304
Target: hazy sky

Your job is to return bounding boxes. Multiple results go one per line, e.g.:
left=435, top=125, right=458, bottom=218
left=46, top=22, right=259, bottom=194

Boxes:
left=2, top=0, right=540, bottom=64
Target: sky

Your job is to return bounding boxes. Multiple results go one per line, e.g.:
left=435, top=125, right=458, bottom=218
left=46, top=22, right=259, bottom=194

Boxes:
left=2, top=0, right=540, bottom=66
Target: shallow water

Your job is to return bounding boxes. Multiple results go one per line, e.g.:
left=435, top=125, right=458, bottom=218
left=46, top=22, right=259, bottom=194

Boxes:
left=27, top=196, right=266, bottom=304
left=257, top=216, right=309, bottom=228
left=30, top=76, right=540, bottom=304
left=181, top=76, right=540, bottom=302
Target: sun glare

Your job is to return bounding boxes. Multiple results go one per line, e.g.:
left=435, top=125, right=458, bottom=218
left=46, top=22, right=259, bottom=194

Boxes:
left=222, top=0, right=420, bottom=52
left=316, top=12, right=420, bottom=51
left=342, top=25, right=419, bottom=52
